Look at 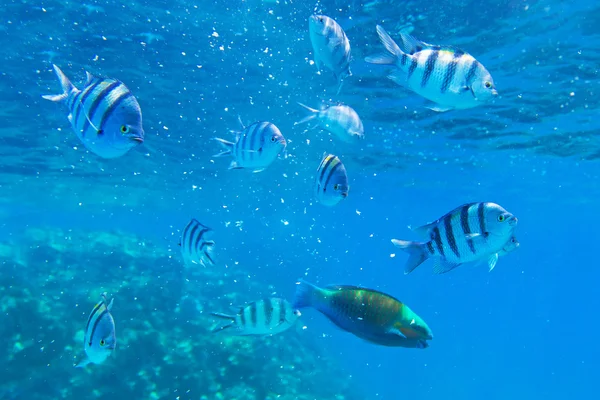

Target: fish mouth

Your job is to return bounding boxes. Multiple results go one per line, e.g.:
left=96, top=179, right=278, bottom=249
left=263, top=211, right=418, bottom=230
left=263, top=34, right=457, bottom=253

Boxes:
left=508, top=216, right=518, bottom=226
left=491, top=89, right=499, bottom=96
left=341, top=192, right=348, bottom=198
left=130, top=136, right=144, bottom=145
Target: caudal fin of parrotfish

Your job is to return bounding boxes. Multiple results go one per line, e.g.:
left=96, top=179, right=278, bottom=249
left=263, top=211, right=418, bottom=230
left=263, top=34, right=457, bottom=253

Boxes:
left=292, top=279, right=321, bottom=309
left=209, top=312, right=236, bottom=333
left=42, top=64, right=75, bottom=103
left=391, top=239, right=431, bottom=275
left=294, top=102, right=319, bottom=125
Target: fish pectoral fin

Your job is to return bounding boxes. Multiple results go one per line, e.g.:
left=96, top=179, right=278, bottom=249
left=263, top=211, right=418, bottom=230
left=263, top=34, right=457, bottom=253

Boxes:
left=427, top=106, right=454, bottom=112
left=488, top=254, right=499, bottom=272
left=387, top=325, right=407, bottom=339
left=67, top=113, right=73, bottom=123
left=252, top=168, right=266, bottom=173
left=464, top=233, right=481, bottom=239
left=387, top=71, right=408, bottom=87
left=432, top=257, right=461, bottom=274
left=228, top=161, right=243, bottom=170
left=75, top=357, right=91, bottom=368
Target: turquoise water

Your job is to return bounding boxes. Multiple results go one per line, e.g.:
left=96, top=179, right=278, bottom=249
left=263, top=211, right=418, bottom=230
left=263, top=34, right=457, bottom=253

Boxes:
left=1, top=0, right=599, bottom=399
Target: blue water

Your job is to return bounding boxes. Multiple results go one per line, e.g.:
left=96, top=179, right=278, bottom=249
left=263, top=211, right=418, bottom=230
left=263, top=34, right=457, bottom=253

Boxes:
left=1, top=0, right=599, bottom=399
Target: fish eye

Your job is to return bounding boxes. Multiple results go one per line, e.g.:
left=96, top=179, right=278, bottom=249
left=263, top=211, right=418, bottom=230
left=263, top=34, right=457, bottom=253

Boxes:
left=497, top=214, right=506, bottom=222
left=270, top=135, right=277, bottom=142
left=120, top=125, right=129, bottom=134
left=333, top=184, right=339, bottom=190
left=100, top=339, right=105, bottom=346
left=484, top=81, right=492, bottom=89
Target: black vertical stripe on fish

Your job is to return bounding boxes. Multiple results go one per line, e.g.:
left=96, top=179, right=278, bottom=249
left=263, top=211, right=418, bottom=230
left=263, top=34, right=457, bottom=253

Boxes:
left=318, top=156, right=336, bottom=188
left=203, top=250, right=215, bottom=265
left=279, top=298, right=286, bottom=323
left=460, top=204, right=477, bottom=254
left=465, top=60, right=480, bottom=85
left=240, top=308, right=246, bottom=326
left=67, top=90, right=80, bottom=110
left=264, top=298, right=273, bottom=325
left=432, top=227, right=445, bottom=257
left=400, top=53, right=408, bottom=66
left=250, top=302, right=257, bottom=327
left=89, top=309, right=108, bottom=346
left=85, top=302, right=104, bottom=333
left=81, top=81, right=122, bottom=137
left=73, top=80, right=102, bottom=129
left=407, top=57, right=418, bottom=80
left=441, top=57, right=460, bottom=93
left=97, top=91, right=133, bottom=133
left=323, top=161, right=342, bottom=191
left=187, top=223, right=200, bottom=254
left=477, top=202, right=486, bottom=234
left=240, top=123, right=254, bottom=163
left=421, top=51, right=439, bottom=88
left=443, top=214, right=460, bottom=258
left=193, top=227, right=210, bottom=253
left=426, top=241, right=435, bottom=254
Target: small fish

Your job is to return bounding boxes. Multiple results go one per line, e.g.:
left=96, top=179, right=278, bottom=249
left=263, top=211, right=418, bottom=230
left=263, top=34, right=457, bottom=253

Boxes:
left=293, top=280, right=432, bottom=348
left=488, top=235, right=520, bottom=272
left=365, top=25, right=498, bottom=112
left=43, top=64, right=144, bottom=158
left=213, top=119, right=287, bottom=173
left=308, top=14, right=352, bottom=93
left=392, top=202, right=518, bottom=275
left=315, top=153, right=349, bottom=206
left=296, top=103, right=364, bottom=143
left=76, top=293, right=116, bottom=368
left=179, top=218, right=215, bottom=267
left=210, top=298, right=300, bottom=336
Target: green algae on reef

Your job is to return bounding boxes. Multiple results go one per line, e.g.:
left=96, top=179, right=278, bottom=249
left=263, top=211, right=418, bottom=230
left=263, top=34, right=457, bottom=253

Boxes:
left=0, top=227, right=364, bottom=400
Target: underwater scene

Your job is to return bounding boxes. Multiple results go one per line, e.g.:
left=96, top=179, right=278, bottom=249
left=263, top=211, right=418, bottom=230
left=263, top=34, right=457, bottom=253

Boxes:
left=1, top=0, right=599, bottom=399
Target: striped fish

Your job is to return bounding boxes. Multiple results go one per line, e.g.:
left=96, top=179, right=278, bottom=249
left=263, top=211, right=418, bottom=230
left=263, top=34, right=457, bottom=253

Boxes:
left=42, top=64, right=144, bottom=158
left=315, top=153, right=349, bottom=207
left=293, top=280, right=432, bottom=348
left=213, top=119, right=286, bottom=173
left=365, top=25, right=498, bottom=112
left=309, top=15, right=352, bottom=94
left=76, top=293, right=116, bottom=368
left=180, top=218, right=215, bottom=267
left=392, top=202, right=518, bottom=275
left=210, top=298, right=300, bottom=336
left=296, top=102, right=364, bottom=143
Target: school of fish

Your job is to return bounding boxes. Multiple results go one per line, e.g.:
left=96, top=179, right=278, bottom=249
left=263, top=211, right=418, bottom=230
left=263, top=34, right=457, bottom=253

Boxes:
left=41, top=11, right=520, bottom=368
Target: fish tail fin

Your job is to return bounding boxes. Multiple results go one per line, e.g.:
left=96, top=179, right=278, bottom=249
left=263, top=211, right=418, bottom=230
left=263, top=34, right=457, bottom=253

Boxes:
left=293, top=279, right=320, bottom=309
left=365, top=25, right=405, bottom=65
left=210, top=312, right=236, bottom=333
left=391, top=239, right=430, bottom=274
left=42, top=64, right=75, bottom=102
left=212, top=137, right=234, bottom=157
left=294, top=102, right=319, bottom=125
left=75, top=357, right=91, bottom=368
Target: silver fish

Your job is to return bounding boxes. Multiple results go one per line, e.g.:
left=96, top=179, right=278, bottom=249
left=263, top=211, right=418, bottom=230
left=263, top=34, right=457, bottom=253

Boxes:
left=213, top=119, right=286, bottom=173
left=210, top=298, right=300, bottom=336
left=308, top=14, right=352, bottom=93
left=43, top=64, right=144, bottom=158
left=180, top=218, right=215, bottom=267
left=488, top=235, right=520, bottom=272
left=365, top=25, right=497, bottom=112
left=296, top=102, right=364, bottom=143
left=315, top=153, right=349, bottom=206
left=392, top=202, right=518, bottom=274
left=76, top=293, right=116, bottom=368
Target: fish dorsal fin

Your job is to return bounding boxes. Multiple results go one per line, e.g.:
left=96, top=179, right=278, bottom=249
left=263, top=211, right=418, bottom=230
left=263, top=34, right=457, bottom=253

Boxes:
left=85, top=71, right=97, bottom=87
left=237, top=115, right=246, bottom=130
left=106, top=297, right=114, bottom=311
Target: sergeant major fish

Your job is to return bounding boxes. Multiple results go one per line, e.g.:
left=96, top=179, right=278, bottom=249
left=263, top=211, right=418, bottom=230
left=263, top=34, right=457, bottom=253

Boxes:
left=293, top=280, right=432, bottom=348
left=488, top=235, right=520, bottom=272
left=76, top=293, right=116, bottom=368
left=210, top=298, right=300, bottom=336
left=365, top=25, right=497, bottom=112
left=213, top=119, right=287, bottom=173
left=296, top=102, right=364, bottom=143
left=392, top=202, right=518, bottom=275
left=180, top=218, right=215, bottom=267
left=43, top=64, right=144, bottom=158
left=309, top=15, right=352, bottom=94
left=315, top=153, right=349, bottom=206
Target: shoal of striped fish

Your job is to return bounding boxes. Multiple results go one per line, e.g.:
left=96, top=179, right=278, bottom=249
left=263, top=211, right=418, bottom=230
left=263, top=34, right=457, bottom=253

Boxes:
left=179, top=218, right=215, bottom=267
left=308, top=14, right=352, bottom=94
left=315, top=153, right=349, bottom=207
left=295, top=102, right=364, bottom=143
left=365, top=25, right=498, bottom=112
left=210, top=298, right=300, bottom=336
left=392, top=202, right=518, bottom=275
left=213, top=119, right=287, bottom=173
left=42, top=64, right=144, bottom=158
left=293, top=280, right=432, bottom=348
left=76, top=293, right=116, bottom=368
